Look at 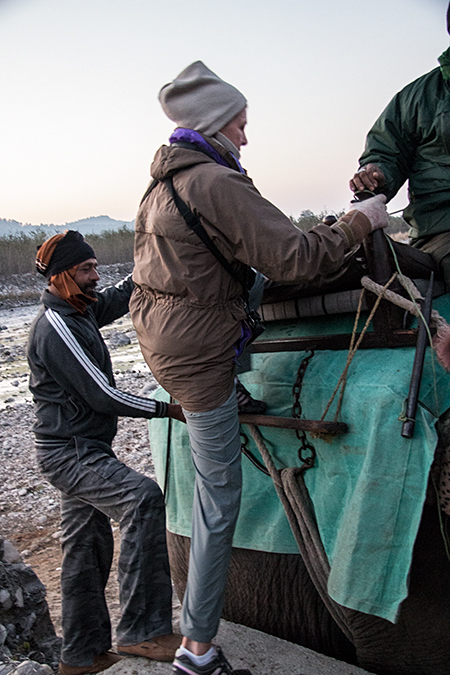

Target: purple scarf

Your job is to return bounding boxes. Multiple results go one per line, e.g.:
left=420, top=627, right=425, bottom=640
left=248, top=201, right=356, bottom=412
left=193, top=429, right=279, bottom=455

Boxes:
left=169, top=128, right=245, bottom=174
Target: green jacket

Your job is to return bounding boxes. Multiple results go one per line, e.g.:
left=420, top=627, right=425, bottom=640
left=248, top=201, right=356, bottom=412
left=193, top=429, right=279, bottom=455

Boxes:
left=359, top=55, right=450, bottom=241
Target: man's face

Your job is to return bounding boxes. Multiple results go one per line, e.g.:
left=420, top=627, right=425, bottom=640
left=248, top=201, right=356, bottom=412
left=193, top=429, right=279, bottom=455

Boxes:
left=219, top=108, right=248, bottom=150
left=73, top=258, right=100, bottom=297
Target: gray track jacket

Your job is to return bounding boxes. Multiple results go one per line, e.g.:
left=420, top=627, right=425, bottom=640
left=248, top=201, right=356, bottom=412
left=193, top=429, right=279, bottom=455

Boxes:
left=27, top=276, right=167, bottom=444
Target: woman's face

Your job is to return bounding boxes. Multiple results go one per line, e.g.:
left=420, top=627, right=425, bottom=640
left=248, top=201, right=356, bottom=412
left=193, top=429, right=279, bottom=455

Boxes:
left=220, top=108, right=247, bottom=150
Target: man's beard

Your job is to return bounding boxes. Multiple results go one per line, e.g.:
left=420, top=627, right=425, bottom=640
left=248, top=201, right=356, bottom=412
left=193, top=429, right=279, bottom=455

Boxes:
left=78, top=282, right=97, bottom=298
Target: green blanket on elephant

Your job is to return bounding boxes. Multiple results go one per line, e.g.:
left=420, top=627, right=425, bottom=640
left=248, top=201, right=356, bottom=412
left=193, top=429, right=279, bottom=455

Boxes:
left=148, top=293, right=450, bottom=623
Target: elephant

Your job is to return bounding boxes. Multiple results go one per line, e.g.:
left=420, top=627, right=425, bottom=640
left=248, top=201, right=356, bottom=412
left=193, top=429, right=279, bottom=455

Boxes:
left=148, top=276, right=450, bottom=675
left=166, top=498, right=450, bottom=675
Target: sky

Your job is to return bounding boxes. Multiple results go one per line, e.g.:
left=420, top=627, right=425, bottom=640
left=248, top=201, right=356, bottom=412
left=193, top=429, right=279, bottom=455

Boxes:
left=0, top=0, right=449, bottom=226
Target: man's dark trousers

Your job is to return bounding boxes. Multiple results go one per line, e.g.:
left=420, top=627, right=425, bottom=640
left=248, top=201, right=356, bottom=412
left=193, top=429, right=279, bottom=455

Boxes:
left=36, top=436, right=172, bottom=667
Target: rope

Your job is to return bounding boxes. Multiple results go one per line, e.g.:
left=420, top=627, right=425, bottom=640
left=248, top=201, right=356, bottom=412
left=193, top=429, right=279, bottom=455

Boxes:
left=247, top=423, right=356, bottom=642
left=319, top=272, right=450, bottom=425
left=385, top=235, right=427, bottom=314
left=361, top=275, right=448, bottom=333
left=319, top=273, right=398, bottom=424
left=363, top=271, right=448, bottom=408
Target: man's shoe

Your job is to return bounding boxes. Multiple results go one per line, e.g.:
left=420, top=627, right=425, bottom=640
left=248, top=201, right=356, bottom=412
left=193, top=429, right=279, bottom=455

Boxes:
left=59, top=651, right=123, bottom=675
left=118, top=633, right=182, bottom=662
left=235, top=380, right=267, bottom=415
left=172, top=646, right=251, bottom=674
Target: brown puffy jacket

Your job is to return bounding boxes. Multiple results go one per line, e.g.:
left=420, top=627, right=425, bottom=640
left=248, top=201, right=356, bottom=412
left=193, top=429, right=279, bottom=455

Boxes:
left=130, top=137, right=370, bottom=411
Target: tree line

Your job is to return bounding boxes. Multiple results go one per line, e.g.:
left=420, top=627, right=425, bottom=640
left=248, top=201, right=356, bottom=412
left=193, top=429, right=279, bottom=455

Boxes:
left=291, top=210, right=408, bottom=234
left=0, top=225, right=134, bottom=276
left=0, top=214, right=409, bottom=277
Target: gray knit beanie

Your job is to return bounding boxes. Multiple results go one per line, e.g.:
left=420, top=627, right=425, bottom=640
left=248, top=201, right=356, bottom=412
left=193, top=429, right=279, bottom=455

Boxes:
left=159, top=61, right=247, bottom=136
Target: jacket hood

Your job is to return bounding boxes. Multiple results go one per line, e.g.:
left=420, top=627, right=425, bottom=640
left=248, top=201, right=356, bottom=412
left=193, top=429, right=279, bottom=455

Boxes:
left=151, top=144, right=213, bottom=182
left=150, top=133, right=242, bottom=182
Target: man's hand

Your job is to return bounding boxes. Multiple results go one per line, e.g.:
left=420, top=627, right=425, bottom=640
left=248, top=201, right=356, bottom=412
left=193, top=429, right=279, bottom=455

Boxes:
left=167, top=403, right=186, bottom=423
left=349, top=164, right=386, bottom=193
left=348, top=194, right=388, bottom=231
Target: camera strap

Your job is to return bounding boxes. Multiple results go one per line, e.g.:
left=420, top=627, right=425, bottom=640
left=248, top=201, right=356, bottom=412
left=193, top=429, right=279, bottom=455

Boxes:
left=165, top=175, right=253, bottom=304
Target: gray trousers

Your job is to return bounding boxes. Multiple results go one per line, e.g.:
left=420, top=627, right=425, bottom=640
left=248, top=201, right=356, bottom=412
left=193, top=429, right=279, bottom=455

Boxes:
left=181, top=389, right=242, bottom=643
left=36, top=436, right=172, bottom=666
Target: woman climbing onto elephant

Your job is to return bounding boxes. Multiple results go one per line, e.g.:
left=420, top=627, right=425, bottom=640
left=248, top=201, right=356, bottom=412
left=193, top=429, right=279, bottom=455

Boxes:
left=130, top=60, right=388, bottom=675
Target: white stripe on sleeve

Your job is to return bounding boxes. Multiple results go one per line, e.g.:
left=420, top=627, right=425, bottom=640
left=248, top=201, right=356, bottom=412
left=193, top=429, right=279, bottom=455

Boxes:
left=46, top=309, right=159, bottom=415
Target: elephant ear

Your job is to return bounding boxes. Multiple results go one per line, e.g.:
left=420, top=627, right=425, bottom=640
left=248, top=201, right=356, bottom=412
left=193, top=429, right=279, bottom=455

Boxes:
left=433, top=323, right=450, bottom=371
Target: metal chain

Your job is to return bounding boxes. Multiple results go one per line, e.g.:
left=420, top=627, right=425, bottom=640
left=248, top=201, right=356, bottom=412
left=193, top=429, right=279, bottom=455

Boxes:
left=240, top=430, right=270, bottom=475
left=240, top=350, right=317, bottom=475
left=292, top=350, right=316, bottom=471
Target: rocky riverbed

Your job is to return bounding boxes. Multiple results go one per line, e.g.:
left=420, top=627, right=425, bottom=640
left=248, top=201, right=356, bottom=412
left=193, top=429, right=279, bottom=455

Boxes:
left=0, top=265, right=181, bottom=664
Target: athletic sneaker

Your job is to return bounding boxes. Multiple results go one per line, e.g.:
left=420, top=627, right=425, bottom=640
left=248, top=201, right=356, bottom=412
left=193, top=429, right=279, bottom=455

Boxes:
left=172, top=646, right=251, bottom=675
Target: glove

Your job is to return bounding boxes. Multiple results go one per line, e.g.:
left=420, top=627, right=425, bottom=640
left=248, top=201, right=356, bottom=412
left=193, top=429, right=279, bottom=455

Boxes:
left=349, top=194, right=388, bottom=231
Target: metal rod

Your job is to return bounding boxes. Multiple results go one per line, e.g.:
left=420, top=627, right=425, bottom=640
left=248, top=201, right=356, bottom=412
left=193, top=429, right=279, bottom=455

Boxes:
left=401, top=272, right=434, bottom=439
left=239, top=414, right=348, bottom=435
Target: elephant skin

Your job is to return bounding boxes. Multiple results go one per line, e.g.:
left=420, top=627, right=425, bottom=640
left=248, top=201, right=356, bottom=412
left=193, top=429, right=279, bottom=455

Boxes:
left=167, top=502, right=450, bottom=675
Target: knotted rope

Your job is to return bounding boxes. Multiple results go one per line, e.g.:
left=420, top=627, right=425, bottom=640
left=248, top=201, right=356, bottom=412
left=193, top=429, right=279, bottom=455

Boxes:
left=361, top=274, right=448, bottom=333
left=319, top=273, right=450, bottom=425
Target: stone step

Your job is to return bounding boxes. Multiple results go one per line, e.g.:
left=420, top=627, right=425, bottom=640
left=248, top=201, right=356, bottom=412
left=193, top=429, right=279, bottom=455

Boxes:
left=110, top=619, right=374, bottom=675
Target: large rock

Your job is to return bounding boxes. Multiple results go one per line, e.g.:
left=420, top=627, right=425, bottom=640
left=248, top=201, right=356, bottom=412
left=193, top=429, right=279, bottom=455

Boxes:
left=0, top=538, right=60, bottom=670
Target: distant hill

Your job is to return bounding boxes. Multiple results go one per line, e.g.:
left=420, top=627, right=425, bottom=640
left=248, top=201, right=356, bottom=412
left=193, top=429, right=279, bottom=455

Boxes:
left=0, top=215, right=134, bottom=238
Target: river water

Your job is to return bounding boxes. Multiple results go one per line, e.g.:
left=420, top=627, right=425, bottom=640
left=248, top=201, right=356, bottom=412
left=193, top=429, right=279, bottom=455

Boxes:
left=0, top=303, right=39, bottom=328
left=0, top=304, right=39, bottom=409
left=0, top=304, right=149, bottom=410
